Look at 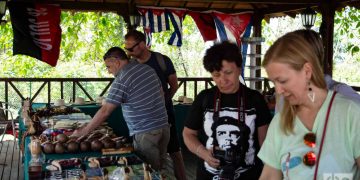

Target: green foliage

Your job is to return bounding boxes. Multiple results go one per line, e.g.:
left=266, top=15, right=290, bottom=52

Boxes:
left=334, top=7, right=360, bottom=59
left=0, top=11, right=125, bottom=78
left=147, top=16, right=207, bottom=78
left=261, top=7, right=360, bottom=86
left=0, top=8, right=359, bottom=86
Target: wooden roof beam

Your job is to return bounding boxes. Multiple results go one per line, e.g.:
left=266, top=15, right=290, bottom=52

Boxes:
left=151, top=0, right=319, bottom=4
left=262, top=4, right=316, bottom=15
left=28, top=1, right=130, bottom=14
left=283, top=11, right=297, bottom=18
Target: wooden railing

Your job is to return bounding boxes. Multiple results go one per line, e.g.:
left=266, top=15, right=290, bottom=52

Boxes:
left=0, top=77, right=358, bottom=111
left=0, top=78, right=113, bottom=104
left=177, top=77, right=273, bottom=99
left=177, top=77, right=214, bottom=98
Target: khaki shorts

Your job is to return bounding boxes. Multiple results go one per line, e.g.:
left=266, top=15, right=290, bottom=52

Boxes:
left=133, top=126, right=170, bottom=172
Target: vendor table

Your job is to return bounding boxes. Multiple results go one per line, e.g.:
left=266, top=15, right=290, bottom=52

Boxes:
left=19, top=103, right=129, bottom=180
left=20, top=103, right=192, bottom=179
left=19, top=103, right=129, bottom=137
left=173, top=103, right=192, bottom=148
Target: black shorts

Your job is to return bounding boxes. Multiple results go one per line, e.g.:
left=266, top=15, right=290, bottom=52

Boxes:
left=166, top=105, right=181, bottom=153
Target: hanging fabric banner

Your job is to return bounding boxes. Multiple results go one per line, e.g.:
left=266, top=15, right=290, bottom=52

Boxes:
left=144, top=27, right=152, bottom=47
left=188, top=11, right=217, bottom=42
left=241, top=20, right=253, bottom=77
left=167, top=8, right=186, bottom=47
left=212, top=11, right=252, bottom=46
left=138, top=7, right=170, bottom=33
left=136, top=6, right=253, bottom=48
left=8, top=2, right=62, bottom=67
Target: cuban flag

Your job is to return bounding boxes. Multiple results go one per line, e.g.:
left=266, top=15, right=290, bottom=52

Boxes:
left=188, top=11, right=217, bottom=42
left=240, top=20, right=253, bottom=77
left=212, top=11, right=253, bottom=77
left=212, top=11, right=252, bottom=46
left=167, top=8, right=186, bottom=47
left=143, top=27, right=152, bottom=47
left=138, top=7, right=170, bottom=33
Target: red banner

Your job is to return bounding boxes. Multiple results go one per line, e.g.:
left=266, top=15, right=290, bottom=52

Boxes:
left=188, top=11, right=217, bottom=42
left=9, top=2, right=62, bottom=67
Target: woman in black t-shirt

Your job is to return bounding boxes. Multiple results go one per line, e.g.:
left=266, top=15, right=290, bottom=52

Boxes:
left=183, top=41, right=272, bottom=180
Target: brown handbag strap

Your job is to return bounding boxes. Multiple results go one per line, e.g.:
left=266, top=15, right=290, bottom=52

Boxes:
left=313, top=91, right=337, bottom=180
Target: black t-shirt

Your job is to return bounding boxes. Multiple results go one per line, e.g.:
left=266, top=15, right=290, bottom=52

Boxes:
left=185, top=83, right=272, bottom=180
left=144, top=51, right=176, bottom=104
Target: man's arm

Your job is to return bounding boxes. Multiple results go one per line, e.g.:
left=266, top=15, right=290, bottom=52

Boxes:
left=72, top=102, right=117, bottom=137
left=168, top=73, right=179, bottom=99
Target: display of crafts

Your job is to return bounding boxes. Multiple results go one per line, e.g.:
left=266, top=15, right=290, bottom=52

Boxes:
left=38, top=129, right=132, bottom=154
left=43, top=156, right=161, bottom=180
left=174, top=96, right=193, bottom=105
left=24, top=102, right=162, bottom=180
left=32, top=105, right=82, bottom=118
left=25, top=105, right=83, bottom=136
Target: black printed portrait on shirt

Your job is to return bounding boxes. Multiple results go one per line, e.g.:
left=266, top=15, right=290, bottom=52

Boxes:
left=211, top=116, right=250, bottom=167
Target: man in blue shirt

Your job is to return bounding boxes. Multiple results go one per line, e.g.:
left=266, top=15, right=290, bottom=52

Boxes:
left=125, top=30, right=186, bottom=180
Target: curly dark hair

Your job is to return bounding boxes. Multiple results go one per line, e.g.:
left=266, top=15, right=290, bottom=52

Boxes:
left=203, top=41, right=242, bottom=72
left=103, top=47, right=128, bottom=61
left=124, top=30, right=146, bottom=42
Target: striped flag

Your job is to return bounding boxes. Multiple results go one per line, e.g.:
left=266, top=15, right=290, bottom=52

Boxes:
left=241, top=20, right=253, bottom=77
left=143, top=27, right=152, bottom=47
left=213, top=11, right=252, bottom=46
left=167, top=8, right=186, bottom=47
left=138, top=7, right=170, bottom=33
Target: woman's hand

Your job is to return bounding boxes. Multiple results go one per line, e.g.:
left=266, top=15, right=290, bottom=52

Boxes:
left=183, top=127, right=220, bottom=168
left=198, top=147, right=220, bottom=168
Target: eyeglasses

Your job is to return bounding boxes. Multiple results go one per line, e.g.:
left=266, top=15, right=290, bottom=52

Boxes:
left=303, top=132, right=316, bottom=166
left=104, top=56, right=119, bottom=69
left=125, top=41, right=141, bottom=52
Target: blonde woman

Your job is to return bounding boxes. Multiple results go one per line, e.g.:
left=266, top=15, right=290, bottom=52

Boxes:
left=258, top=31, right=360, bottom=180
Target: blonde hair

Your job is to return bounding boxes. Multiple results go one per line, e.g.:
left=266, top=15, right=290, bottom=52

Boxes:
left=263, top=30, right=326, bottom=135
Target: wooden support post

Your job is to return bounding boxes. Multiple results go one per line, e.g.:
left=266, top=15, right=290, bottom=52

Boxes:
left=48, top=81, right=51, bottom=104
left=319, top=0, right=335, bottom=76
left=253, top=12, right=264, bottom=91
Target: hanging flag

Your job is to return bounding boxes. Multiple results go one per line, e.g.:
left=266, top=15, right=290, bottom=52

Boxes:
left=167, top=8, right=186, bottom=47
left=188, top=11, right=217, bottom=42
left=143, top=27, right=152, bottom=47
left=241, top=19, right=253, bottom=77
left=138, top=7, right=170, bottom=33
left=213, top=11, right=252, bottom=46
left=8, top=2, right=62, bottom=67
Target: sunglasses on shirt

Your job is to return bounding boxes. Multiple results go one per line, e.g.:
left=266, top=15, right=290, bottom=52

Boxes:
left=303, top=132, right=316, bottom=166
left=125, top=41, right=141, bottom=52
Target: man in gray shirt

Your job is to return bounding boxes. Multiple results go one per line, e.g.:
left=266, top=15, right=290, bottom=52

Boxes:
left=73, top=47, right=170, bottom=174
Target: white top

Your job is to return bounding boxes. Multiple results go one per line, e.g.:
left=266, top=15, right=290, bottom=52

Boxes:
left=258, top=91, right=360, bottom=180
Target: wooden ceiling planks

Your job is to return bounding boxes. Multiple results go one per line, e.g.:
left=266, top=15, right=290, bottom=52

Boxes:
left=9, top=0, right=360, bottom=17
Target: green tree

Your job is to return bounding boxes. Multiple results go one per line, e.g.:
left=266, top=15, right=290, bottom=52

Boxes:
left=0, top=8, right=358, bottom=86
